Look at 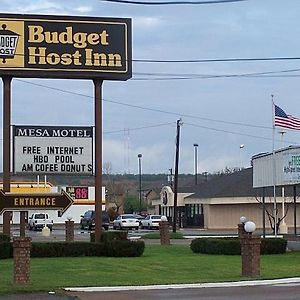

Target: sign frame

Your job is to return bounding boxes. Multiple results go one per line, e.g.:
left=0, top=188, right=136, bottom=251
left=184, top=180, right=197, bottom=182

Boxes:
left=13, top=125, right=94, bottom=175
left=0, top=13, right=132, bottom=80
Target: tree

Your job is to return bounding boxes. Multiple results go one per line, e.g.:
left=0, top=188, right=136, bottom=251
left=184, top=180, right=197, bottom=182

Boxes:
left=123, top=195, right=147, bottom=213
left=103, top=162, right=125, bottom=214
left=255, top=195, right=290, bottom=234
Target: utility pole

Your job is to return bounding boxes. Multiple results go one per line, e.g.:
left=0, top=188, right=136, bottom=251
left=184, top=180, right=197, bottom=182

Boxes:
left=194, top=143, right=198, bottom=185
left=173, top=118, right=183, bottom=233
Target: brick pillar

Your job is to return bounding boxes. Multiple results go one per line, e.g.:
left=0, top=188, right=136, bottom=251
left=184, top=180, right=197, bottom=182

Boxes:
left=238, top=223, right=248, bottom=239
left=240, top=236, right=261, bottom=277
left=65, top=220, right=74, bottom=242
left=159, top=221, right=170, bottom=245
left=13, top=237, right=31, bottom=284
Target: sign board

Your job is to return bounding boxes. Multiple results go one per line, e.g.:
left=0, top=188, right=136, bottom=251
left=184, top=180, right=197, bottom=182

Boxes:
left=13, top=125, right=93, bottom=175
left=0, top=13, right=131, bottom=80
left=66, top=186, right=89, bottom=200
left=0, top=190, right=74, bottom=215
left=252, top=146, right=300, bottom=187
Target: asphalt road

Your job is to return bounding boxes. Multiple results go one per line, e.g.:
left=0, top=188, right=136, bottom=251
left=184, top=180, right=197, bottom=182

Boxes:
left=0, top=282, right=299, bottom=300
left=67, top=283, right=300, bottom=300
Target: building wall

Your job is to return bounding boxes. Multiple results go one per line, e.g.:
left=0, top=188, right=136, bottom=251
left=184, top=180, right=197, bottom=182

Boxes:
left=205, top=203, right=300, bottom=230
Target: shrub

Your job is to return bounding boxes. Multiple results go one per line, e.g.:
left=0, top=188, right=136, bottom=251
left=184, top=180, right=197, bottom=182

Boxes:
left=0, top=242, right=12, bottom=259
left=107, top=240, right=145, bottom=257
left=190, top=238, right=240, bottom=255
left=90, top=230, right=128, bottom=243
left=31, top=242, right=106, bottom=257
left=143, top=232, right=184, bottom=239
left=261, top=238, right=287, bottom=254
left=0, top=234, right=10, bottom=242
left=190, top=237, right=287, bottom=255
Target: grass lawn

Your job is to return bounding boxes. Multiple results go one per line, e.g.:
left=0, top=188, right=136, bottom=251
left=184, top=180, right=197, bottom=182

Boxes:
left=0, top=245, right=299, bottom=293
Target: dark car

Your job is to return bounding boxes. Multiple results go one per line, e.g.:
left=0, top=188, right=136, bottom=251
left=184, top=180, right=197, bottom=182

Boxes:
left=80, top=210, right=109, bottom=231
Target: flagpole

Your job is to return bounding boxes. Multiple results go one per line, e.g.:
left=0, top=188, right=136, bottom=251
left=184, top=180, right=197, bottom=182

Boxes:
left=271, top=95, right=277, bottom=237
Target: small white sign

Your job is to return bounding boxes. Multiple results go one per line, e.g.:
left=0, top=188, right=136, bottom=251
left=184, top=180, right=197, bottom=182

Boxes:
left=13, top=125, right=93, bottom=175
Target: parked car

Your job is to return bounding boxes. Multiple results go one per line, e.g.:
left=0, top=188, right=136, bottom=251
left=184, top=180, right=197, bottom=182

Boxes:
left=112, top=214, right=140, bottom=230
left=80, top=210, right=110, bottom=231
left=141, top=215, right=165, bottom=229
left=133, top=214, right=146, bottom=226
left=28, top=213, right=53, bottom=231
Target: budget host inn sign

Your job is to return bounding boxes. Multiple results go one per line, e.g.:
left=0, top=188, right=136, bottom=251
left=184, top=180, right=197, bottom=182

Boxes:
left=0, top=13, right=132, bottom=80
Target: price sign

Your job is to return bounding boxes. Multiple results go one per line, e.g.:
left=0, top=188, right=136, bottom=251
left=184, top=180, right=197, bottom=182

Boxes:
left=66, top=186, right=89, bottom=200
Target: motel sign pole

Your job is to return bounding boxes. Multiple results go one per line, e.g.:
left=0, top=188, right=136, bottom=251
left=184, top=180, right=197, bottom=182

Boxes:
left=2, top=76, right=12, bottom=236
left=94, top=79, right=103, bottom=242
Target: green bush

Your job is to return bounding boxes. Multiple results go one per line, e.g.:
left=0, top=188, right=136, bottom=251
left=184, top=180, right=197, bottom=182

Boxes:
left=107, top=240, right=145, bottom=257
left=0, top=234, right=10, bottom=242
left=143, top=232, right=184, bottom=239
left=90, top=230, right=128, bottom=243
left=261, top=238, right=287, bottom=254
left=31, top=242, right=106, bottom=257
left=0, top=242, right=12, bottom=259
left=190, top=238, right=240, bottom=255
left=190, top=237, right=287, bottom=255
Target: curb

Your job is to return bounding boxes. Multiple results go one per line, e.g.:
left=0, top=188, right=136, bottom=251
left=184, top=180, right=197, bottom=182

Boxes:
left=65, top=277, right=300, bottom=292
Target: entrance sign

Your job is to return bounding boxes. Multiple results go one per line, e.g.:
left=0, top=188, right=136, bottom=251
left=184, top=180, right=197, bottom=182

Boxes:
left=13, top=125, right=93, bottom=175
left=0, top=13, right=132, bottom=80
left=0, top=189, right=74, bottom=215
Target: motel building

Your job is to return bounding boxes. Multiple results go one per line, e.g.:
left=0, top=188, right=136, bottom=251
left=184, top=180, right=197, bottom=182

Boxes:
left=152, top=147, right=300, bottom=231
left=0, top=182, right=105, bottom=224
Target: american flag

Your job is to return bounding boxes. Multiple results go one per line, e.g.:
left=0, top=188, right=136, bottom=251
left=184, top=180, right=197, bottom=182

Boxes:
left=274, top=104, right=300, bottom=130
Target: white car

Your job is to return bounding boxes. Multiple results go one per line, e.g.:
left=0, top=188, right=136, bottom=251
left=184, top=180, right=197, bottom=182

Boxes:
left=28, top=213, right=53, bottom=231
left=141, top=215, right=165, bottom=229
left=113, top=214, right=140, bottom=230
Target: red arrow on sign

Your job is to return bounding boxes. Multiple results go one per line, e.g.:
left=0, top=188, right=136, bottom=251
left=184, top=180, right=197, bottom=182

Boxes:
left=0, top=190, right=74, bottom=215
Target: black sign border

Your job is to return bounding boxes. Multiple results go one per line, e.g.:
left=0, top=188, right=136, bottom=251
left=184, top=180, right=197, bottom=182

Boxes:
left=0, top=13, right=132, bottom=80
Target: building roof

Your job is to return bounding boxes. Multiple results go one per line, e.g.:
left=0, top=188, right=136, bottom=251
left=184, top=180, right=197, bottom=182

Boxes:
left=179, top=168, right=297, bottom=199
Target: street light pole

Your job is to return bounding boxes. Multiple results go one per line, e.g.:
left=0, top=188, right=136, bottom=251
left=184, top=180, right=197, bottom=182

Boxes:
left=193, top=143, right=198, bottom=185
left=173, top=118, right=183, bottom=233
left=239, top=144, right=244, bottom=169
left=138, top=153, right=142, bottom=213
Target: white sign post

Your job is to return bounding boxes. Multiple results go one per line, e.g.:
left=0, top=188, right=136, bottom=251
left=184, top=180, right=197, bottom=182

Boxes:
left=13, top=125, right=93, bottom=175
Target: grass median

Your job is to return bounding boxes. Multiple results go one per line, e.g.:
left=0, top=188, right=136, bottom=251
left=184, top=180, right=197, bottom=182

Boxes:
left=0, top=244, right=299, bottom=293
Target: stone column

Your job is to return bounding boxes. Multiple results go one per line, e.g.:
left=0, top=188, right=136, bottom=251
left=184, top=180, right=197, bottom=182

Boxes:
left=13, top=237, right=31, bottom=284
left=65, top=220, right=74, bottom=242
left=159, top=221, right=170, bottom=245
left=240, top=236, right=261, bottom=277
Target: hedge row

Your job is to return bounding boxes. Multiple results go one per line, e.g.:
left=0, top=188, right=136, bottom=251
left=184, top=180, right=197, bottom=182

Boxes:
left=0, top=230, right=145, bottom=259
left=190, top=237, right=287, bottom=255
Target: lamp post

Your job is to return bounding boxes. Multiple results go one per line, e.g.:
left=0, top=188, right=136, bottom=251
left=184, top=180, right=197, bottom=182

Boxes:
left=193, top=143, right=198, bottom=185
left=278, top=131, right=288, bottom=234
left=138, top=153, right=142, bottom=213
left=239, top=144, right=244, bottom=169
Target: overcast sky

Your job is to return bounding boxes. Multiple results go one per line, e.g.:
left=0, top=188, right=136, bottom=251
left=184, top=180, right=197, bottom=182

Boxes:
left=1, top=0, right=300, bottom=175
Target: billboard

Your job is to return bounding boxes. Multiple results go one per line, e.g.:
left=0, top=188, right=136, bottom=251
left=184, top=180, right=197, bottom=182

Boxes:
left=252, top=146, right=300, bottom=187
left=0, top=13, right=131, bottom=80
left=13, top=125, right=93, bottom=175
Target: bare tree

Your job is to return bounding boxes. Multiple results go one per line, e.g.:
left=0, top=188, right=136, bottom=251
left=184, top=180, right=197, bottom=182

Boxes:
left=103, top=162, right=125, bottom=214
left=255, top=195, right=290, bottom=234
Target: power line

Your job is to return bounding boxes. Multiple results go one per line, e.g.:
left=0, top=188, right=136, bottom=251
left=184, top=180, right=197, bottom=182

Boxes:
left=15, top=79, right=272, bottom=131
left=100, top=0, right=246, bottom=5
left=133, top=56, right=300, bottom=63
left=104, top=122, right=174, bottom=134
left=185, top=122, right=298, bottom=144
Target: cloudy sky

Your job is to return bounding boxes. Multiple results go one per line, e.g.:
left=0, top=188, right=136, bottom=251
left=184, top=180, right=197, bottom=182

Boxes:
left=1, top=0, right=300, bottom=175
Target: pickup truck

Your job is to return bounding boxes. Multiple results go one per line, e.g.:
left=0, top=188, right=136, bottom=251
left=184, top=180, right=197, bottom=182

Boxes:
left=28, top=213, right=53, bottom=231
